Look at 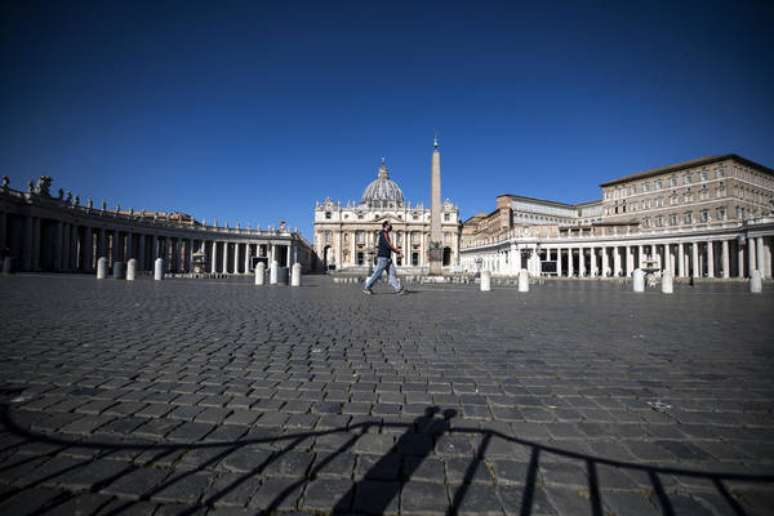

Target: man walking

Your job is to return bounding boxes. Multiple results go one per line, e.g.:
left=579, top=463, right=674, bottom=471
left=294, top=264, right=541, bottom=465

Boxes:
left=363, top=220, right=405, bottom=295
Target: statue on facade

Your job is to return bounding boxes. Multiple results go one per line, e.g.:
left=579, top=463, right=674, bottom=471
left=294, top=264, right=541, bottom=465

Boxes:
left=101, top=200, right=107, bottom=211
left=65, top=191, right=73, bottom=204
left=27, top=180, right=34, bottom=193
left=1, top=176, right=9, bottom=192
left=74, top=195, right=80, bottom=207
left=33, top=176, right=53, bottom=196
left=57, top=188, right=64, bottom=200
left=87, top=197, right=93, bottom=209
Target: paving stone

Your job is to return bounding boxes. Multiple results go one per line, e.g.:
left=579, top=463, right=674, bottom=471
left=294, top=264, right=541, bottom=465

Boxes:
left=150, top=470, right=213, bottom=504
left=402, top=480, right=449, bottom=514
left=99, top=466, right=169, bottom=500
left=351, top=480, right=400, bottom=515
left=302, top=478, right=354, bottom=511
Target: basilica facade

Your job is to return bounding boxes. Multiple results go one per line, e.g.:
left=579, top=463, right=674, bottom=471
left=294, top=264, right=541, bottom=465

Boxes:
left=314, top=145, right=461, bottom=272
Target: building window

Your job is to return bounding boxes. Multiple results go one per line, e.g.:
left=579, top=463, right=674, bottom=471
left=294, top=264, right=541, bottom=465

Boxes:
left=670, top=176, right=677, bottom=187
left=444, top=213, right=450, bottom=221
left=700, top=184, right=708, bottom=200
left=683, top=212, right=693, bottom=224
left=655, top=215, right=663, bottom=227
left=700, top=210, right=709, bottom=223
left=717, top=166, right=725, bottom=178
left=717, top=207, right=726, bottom=221
left=685, top=173, right=692, bottom=185
left=655, top=179, right=663, bottom=190
left=700, top=170, right=709, bottom=181
left=325, top=212, right=332, bottom=219
left=669, top=214, right=677, bottom=226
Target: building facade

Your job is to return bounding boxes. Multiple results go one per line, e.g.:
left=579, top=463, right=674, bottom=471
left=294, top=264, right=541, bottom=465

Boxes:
left=314, top=149, right=461, bottom=272
left=461, top=154, right=774, bottom=280
left=0, top=176, right=316, bottom=275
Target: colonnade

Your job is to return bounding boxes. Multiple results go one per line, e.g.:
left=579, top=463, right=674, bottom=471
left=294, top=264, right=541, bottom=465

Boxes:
left=463, top=235, right=774, bottom=280
left=0, top=185, right=311, bottom=274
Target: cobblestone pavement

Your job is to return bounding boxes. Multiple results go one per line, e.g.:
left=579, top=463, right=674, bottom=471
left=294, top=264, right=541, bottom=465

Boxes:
left=0, top=274, right=773, bottom=516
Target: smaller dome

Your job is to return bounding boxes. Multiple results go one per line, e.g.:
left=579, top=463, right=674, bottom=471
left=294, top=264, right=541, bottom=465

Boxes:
left=361, top=159, right=404, bottom=206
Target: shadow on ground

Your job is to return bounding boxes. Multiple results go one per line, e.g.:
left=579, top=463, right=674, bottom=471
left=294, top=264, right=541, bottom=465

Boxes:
left=1, top=398, right=772, bottom=516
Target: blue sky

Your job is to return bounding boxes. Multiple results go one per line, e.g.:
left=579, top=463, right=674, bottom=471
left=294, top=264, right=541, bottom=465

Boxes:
left=2, top=1, right=773, bottom=237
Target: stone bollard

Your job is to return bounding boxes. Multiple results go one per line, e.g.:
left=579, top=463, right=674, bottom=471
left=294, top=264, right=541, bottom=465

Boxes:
left=291, top=263, right=302, bottom=287
left=750, top=270, right=762, bottom=293
left=633, top=269, right=645, bottom=293
left=661, top=271, right=673, bottom=294
left=518, top=270, right=529, bottom=292
left=2, top=257, right=13, bottom=274
left=255, top=262, right=266, bottom=285
left=97, top=257, right=108, bottom=279
left=480, top=271, right=491, bottom=292
left=127, top=259, right=137, bottom=281
left=112, top=261, right=125, bottom=279
left=269, top=260, right=278, bottom=285
left=154, top=258, right=164, bottom=281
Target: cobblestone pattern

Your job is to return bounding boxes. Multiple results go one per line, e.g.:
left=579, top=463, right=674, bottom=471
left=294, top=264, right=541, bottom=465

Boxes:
left=0, top=274, right=773, bottom=515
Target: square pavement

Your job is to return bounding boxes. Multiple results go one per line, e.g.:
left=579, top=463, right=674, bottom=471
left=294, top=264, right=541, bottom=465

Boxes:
left=0, top=274, right=773, bottom=515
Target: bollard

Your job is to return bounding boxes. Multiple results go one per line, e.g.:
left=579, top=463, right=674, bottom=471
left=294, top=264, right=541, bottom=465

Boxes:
left=269, top=260, right=278, bottom=285
left=518, top=270, right=530, bottom=292
left=751, top=270, right=762, bottom=293
left=633, top=269, right=645, bottom=293
left=112, top=261, right=125, bottom=280
left=97, top=257, right=108, bottom=279
left=154, top=258, right=164, bottom=281
left=127, top=259, right=137, bottom=281
left=661, top=271, right=673, bottom=294
left=291, top=263, right=301, bottom=287
left=2, top=257, right=13, bottom=274
left=255, top=262, right=266, bottom=285
left=480, top=271, right=491, bottom=292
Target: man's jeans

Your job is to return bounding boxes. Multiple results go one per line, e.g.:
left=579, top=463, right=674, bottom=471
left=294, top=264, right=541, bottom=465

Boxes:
left=364, top=257, right=401, bottom=291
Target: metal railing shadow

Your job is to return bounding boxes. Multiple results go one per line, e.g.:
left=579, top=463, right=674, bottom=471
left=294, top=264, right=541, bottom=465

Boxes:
left=1, top=402, right=772, bottom=515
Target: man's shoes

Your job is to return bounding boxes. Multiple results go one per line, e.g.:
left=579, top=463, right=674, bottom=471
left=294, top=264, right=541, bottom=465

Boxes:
left=396, top=288, right=407, bottom=295
left=362, top=288, right=373, bottom=295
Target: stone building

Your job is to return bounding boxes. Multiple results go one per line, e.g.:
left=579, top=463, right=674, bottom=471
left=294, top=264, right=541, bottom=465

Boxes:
left=0, top=176, right=316, bottom=274
left=314, top=142, right=461, bottom=272
left=461, top=154, right=774, bottom=279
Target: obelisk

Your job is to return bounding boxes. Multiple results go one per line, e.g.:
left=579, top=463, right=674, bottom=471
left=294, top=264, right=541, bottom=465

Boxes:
left=429, top=135, right=443, bottom=274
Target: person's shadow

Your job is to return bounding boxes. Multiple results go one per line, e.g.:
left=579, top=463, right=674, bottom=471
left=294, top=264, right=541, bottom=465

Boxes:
left=332, top=406, right=455, bottom=514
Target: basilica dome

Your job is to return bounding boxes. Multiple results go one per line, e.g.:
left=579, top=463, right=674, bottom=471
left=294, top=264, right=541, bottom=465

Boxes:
left=362, top=159, right=404, bottom=206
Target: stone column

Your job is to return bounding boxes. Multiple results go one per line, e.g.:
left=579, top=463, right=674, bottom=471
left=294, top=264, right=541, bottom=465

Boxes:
left=588, top=247, right=596, bottom=277
left=23, top=216, right=33, bottom=271
left=625, top=246, right=633, bottom=276
left=0, top=211, right=6, bottom=252
left=62, top=223, right=70, bottom=271
left=748, top=238, right=756, bottom=276
left=655, top=246, right=662, bottom=272
left=707, top=241, right=715, bottom=278
left=285, top=244, right=291, bottom=267
left=614, top=246, right=622, bottom=276
left=210, top=241, right=218, bottom=273
left=70, top=224, right=79, bottom=270
left=223, top=241, right=229, bottom=273
left=601, top=246, right=608, bottom=277
left=568, top=247, right=574, bottom=277
left=109, top=229, right=118, bottom=265
left=137, top=235, right=145, bottom=271
left=677, top=242, right=685, bottom=278
left=738, top=240, right=745, bottom=278
left=555, top=248, right=562, bottom=277
left=32, top=218, right=41, bottom=270
left=82, top=227, right=93, bottom=272
left=721, top=240, right=730, bottom=279
left=578, top=246, right=585, bottom=277
left=126, top=231, right=133, bottom=261
left=351, top=232, right=357, bottom=267
left=765, top=237, right=773, bottom=279
left=336, top=231, right=343, bottom=270
left=53, top=221, right=63, bottom=271
left=150, top=234, right=157, bottom=261
left=244, top=242, right=250, bottom=273
left=756, top=237, right=766, bottom=279
left=692, top=242, right=699, bottom=278
left=232, top=242, right=239, bottom=273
